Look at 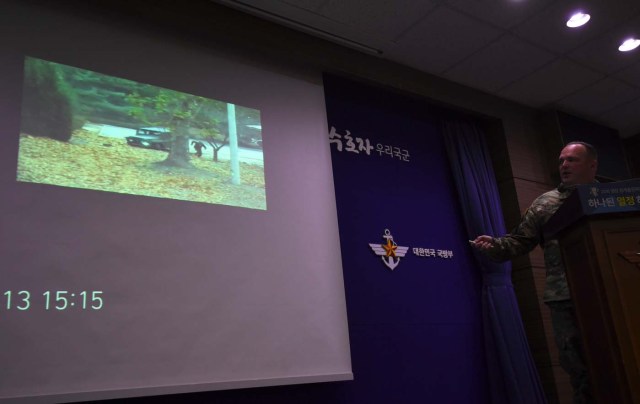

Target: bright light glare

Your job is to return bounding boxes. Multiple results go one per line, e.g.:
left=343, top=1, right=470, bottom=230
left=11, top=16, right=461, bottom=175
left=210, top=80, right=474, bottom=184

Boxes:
left=619, top=38, right=640, bottom=52
left=566, top=12, right=590, bottom=28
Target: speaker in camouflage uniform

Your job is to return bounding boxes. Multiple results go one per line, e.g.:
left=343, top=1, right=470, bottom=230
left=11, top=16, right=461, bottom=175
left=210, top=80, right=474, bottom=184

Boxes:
left=472, top=141, right=598, bottom=404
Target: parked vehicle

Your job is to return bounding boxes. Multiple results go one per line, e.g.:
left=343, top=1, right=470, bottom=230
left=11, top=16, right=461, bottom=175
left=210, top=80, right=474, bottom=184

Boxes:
left=125, top=127, right=171, bottom=150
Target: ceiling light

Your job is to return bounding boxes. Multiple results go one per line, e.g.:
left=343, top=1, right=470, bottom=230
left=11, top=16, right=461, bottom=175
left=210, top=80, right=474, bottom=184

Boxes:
left=566, top=12, right=590, bottom=28
left=619, top=38, right=640, bottom=52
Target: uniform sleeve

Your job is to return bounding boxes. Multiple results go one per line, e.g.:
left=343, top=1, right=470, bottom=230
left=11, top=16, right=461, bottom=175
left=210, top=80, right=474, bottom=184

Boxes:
left=486, top=202, right=543, bottom=262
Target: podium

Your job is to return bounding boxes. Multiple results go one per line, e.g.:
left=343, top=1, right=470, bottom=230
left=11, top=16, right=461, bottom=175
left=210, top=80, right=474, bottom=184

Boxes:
left=544, top=180, right=640, bottom=404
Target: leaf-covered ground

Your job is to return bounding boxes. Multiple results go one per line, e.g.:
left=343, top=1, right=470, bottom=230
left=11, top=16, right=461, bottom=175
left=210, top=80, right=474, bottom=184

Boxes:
left=17, top=129, right=266, bottom=210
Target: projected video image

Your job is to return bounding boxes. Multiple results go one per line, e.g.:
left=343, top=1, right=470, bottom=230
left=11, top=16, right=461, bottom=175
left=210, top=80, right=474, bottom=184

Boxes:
left=17, top=57, right=266, bottom=210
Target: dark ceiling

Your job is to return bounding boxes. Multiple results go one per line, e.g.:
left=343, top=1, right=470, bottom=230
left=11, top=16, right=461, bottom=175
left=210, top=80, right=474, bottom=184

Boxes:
left=212, top=0, right=640, bottom=138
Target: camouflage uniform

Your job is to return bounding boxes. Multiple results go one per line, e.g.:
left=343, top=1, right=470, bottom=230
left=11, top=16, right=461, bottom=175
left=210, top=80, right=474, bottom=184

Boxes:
left=487, top=183, right=593, bottom=404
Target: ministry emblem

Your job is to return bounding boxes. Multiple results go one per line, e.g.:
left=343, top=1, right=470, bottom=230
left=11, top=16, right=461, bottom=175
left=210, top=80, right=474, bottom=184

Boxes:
left=369, top=229, right=409, bottom=271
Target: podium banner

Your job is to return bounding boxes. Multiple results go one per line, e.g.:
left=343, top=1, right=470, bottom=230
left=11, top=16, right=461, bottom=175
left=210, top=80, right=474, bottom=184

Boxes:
left=576, top=179, right=640, bottom=214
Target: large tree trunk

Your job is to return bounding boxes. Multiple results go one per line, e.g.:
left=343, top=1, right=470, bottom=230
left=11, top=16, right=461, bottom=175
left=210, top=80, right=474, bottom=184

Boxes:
left=162, top=122, right=192, bottom=168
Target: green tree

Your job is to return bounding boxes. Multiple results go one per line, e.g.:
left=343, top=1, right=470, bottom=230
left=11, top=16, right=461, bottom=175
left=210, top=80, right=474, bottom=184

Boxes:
left=58, top=65, right=145, bottom=128
left=126, top=88, right=227, bottom=168
left=21, top=57, right=78, bottom=141
left=199, top=105, right=261, bottom=162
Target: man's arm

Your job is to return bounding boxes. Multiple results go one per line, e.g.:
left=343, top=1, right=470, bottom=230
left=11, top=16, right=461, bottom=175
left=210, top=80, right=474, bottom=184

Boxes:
left=471, top=206, right=542, bottom=262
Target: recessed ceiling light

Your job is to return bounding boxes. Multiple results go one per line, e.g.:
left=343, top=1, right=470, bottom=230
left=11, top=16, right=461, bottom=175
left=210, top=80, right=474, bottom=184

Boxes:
left=619, top=38, right=640, bottom=52
left=566, top=12, right=590, bottom=28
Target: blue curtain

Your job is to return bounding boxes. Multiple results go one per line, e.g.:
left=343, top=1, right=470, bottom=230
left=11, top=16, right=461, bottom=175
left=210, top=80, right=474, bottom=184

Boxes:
left=442, top=120, right=547, bottom=404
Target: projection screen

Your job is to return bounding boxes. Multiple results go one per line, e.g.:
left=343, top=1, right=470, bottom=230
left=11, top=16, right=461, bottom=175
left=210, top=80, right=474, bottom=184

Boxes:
left=0, top=2, right=352, bottom=402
